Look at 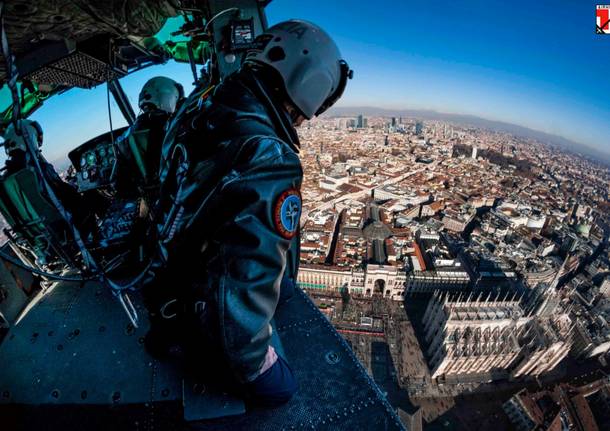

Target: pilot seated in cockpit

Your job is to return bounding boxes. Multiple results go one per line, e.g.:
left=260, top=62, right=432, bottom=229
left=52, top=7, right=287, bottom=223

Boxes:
left=3, top=119, right=45, bottom=176
left=2, top=119, right=97, bottom=237
left=115, top=76, right=184, bottom=200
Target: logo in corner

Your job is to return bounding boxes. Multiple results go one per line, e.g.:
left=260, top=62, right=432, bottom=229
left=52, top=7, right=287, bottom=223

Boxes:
left=597, top=5, right=610, bottom=34
left=274, top=188, right=301, bottom=239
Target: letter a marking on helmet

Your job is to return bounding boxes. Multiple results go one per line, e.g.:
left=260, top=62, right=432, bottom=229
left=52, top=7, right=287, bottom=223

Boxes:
left=276, top=22, right=308, bottom=39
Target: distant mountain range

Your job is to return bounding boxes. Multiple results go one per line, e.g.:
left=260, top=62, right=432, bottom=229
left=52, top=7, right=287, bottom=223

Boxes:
left=50, top=156, right=72, bottom=172
left=326, top=106, right=610, bottom=166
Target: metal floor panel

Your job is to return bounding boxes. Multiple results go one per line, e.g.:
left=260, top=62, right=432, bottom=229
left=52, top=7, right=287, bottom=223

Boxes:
left=0, top=257, right=35, bottom=325
left=194, top=288, right=406, bottom=430
left=0, top=280, right=406, bottom=430
left=0, top=280, right=183, bottom=405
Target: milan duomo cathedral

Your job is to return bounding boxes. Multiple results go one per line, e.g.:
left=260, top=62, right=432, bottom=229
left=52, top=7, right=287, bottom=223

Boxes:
left=422, top=290, right=573, bottom=381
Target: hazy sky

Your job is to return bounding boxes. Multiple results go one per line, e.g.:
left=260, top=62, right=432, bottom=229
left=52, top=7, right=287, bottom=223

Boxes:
left=29, top=1, right=610, bottom=162
left=266, top=0, right=610, bottom=152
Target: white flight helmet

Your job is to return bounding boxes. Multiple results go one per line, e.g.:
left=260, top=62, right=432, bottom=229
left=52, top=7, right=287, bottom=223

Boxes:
left=3, top=119, right=43, bottom=156
left=138, top=76, right=184, bottom=114
left=245, top=20, right=353, bottom=119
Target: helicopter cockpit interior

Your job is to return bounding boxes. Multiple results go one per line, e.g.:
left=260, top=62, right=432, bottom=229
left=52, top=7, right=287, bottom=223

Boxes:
left=0, top=1, right=248, bottom=280
left=0, top=1, right=405, bottom=430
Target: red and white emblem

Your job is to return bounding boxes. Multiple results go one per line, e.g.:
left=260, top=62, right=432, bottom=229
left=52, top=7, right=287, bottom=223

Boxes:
left=597, top=5, right=610, bottom=34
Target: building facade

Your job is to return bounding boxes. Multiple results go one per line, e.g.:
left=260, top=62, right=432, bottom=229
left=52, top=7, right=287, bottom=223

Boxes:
left=421, top=291, right=572, bottom=381
left=297, top=264, right=406, bottom=300
left=363, top=264, right=407, bottom=300
left=405, top=270, right=471, bottom=295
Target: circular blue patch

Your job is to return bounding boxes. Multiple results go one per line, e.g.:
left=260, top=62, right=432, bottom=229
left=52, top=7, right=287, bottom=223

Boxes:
left=274, top=189, right=301, bottom=239
left=281, top=195, right=301, bottom=232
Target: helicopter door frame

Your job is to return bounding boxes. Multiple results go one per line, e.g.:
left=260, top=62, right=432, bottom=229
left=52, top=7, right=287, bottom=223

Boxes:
left=108, top=79, right=136, bottom=126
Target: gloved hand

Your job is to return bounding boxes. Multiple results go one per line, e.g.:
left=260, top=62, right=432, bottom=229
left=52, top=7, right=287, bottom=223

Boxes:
left=245, top=346, right=297, bottom=407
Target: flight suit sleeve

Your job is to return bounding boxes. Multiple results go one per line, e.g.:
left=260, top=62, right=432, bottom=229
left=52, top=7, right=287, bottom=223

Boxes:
left=203, top=137, right=302, bottom=383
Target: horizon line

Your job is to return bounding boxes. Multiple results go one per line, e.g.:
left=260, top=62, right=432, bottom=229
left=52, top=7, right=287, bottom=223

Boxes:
left=327, top=105, right=610, bottom=158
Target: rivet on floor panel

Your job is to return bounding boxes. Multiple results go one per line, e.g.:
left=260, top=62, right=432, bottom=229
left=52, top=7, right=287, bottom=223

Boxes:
left=192, top=383, right=206, bottom=395
left=324, top=351, right=340, bottom=365
left=125, top=323, right=135, bottom=336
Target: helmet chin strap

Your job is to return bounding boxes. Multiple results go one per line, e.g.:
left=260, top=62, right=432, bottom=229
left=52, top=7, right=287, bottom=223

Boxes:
left=283, top=102, right=305, bottom=126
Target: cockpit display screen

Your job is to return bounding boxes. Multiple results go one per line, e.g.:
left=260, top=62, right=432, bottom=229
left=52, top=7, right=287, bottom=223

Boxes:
left=230, top=19, right=255, bottom=50
left=68, top=127, right=128, bottom=192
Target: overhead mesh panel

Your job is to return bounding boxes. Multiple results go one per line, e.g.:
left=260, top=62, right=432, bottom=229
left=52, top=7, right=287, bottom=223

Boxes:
left=24, top=51, right=126, bottom=89
left=0, top=0, right=178, bottom=85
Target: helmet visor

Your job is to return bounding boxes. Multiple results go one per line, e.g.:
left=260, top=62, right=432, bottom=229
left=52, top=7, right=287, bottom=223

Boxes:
left=315, top=60, right=353, bottom=117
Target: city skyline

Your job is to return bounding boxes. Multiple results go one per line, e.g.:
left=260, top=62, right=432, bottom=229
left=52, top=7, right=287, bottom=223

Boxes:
left=267, top=1, right=610, bottom=154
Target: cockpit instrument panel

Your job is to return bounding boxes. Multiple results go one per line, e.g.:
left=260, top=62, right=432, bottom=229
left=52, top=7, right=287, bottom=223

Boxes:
left=98, top=199, right=141, bottom=247
left=68, top=127, right=128, bottom=192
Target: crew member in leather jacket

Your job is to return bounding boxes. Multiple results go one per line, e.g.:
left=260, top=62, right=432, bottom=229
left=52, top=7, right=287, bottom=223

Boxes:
left=144, top=20, right=352, bottom=406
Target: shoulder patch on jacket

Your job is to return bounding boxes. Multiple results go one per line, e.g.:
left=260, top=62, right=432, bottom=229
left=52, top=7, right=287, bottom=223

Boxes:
left=273, top=188, right=301, bottom=239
